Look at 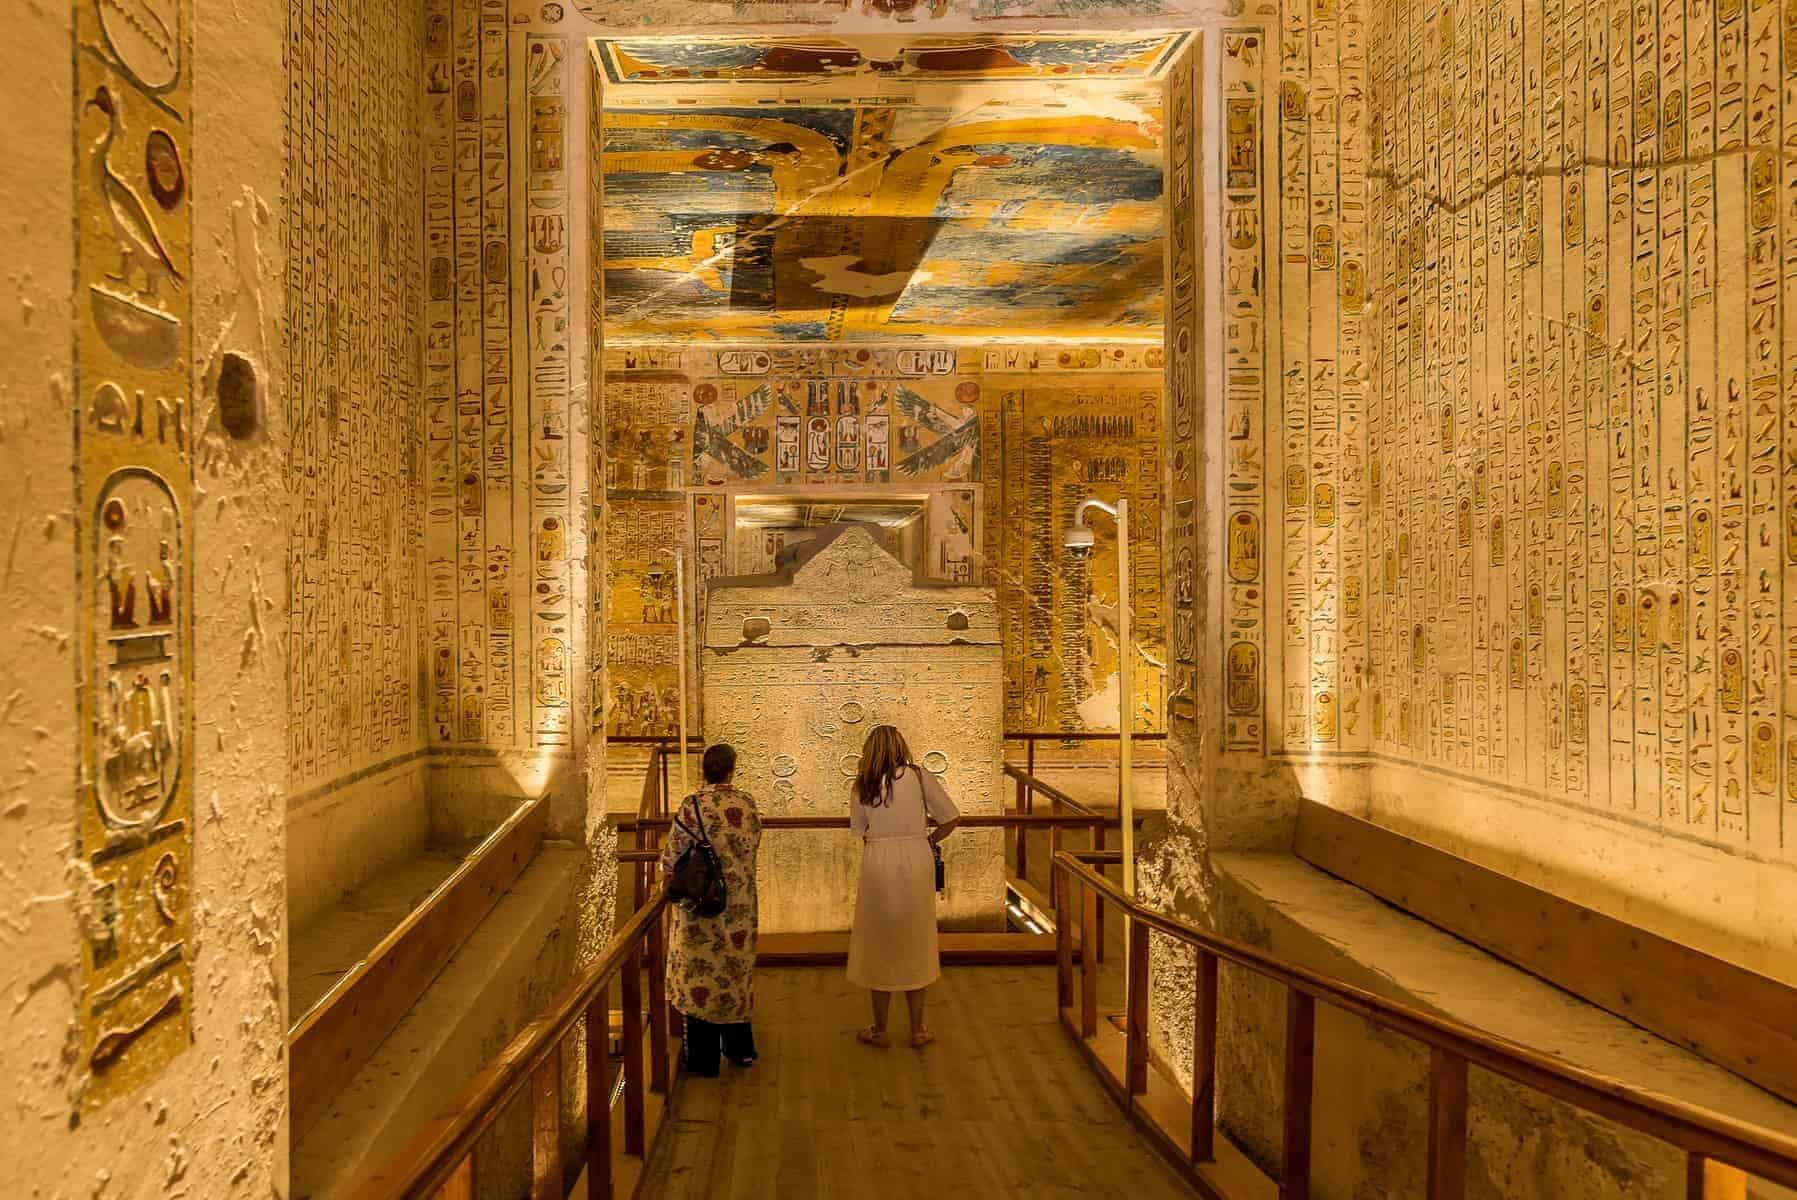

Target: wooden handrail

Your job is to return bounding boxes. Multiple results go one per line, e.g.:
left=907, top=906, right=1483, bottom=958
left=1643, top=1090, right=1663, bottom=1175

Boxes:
left=620, top=812, right=1138, bottom=832
left=350, top=887, right=672, bottom=1200
left=1051, top=851, right=1797, bottom=1193
left=1004, top=730, right=1170, bottom=742
left=1001, top=763, right=1102, bottom=816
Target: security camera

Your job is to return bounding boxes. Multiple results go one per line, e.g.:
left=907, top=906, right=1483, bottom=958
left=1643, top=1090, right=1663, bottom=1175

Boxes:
left=1062, top=525, right=1096, bottom=558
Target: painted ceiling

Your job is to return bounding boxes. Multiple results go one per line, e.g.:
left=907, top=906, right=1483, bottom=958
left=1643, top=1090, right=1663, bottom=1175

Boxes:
left=600, top=89, right=1166, bottom=341
left=595, top=33, right=1190, bottom=84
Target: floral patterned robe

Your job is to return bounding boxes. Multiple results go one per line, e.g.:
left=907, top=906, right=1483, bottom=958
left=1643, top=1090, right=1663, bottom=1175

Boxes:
left=660, top=783, right=762, bottom=1023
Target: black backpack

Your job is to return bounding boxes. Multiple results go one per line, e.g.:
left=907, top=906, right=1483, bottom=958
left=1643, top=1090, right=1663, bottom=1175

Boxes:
left=667, top=797, right=728, bottom=918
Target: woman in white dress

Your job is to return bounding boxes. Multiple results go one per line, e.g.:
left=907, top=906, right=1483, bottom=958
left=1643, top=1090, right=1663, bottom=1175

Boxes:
left=846, top=725, right=961, bottom=1048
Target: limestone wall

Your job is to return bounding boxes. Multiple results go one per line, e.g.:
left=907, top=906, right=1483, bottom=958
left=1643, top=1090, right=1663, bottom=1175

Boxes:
left=418, top=0, right=596, bottom=843
left=1135, top=0, right=1797, bottom=982
left=0, top=0, right=289, bottom=1189
left=703, top=526, right=1005, bottom=932
left=284, top=0, right=431, bottom=931
left=1354, top=0, right=1797, bottom=974
left=602, top=342, right=1166, bottom=742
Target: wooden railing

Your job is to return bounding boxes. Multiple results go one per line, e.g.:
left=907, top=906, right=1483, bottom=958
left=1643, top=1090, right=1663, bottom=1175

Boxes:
left=1003, top=762, right=1104, bottom=887
left=1051, top=849, right=1797, bottom=1200
left=290, top=794, right=550, bottom=1143
left=353, top=749, right=682, bottom=1200
left=351, top=742, right=1137, bottom=1199
left=349, top=878, right=671, bottom=1200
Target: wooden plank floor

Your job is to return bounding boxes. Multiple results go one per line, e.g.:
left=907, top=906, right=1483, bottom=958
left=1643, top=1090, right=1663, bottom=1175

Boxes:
left=637, top=966, right=1189, bottom=1199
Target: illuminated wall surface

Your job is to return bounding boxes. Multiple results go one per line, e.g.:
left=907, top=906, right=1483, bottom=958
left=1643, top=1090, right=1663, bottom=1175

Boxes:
left=289, top=0, right=427, bottom=795
left=703, top=526, right=1005, bottom=932
left=1203, top=0, right=1797, bottom=872
left=602, top=343, right=1166, bottom=738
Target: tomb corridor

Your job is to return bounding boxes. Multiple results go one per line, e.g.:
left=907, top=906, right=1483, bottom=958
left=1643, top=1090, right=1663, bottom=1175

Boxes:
left=6, top=1, right=1797, bottom=1198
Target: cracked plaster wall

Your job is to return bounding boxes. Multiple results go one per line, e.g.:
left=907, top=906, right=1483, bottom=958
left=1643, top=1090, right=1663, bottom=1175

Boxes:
left=1, top=0, right=289, bottom=1195
left=1354, top=0, right=1797, bottom=979
left=1146, top=0, right=1797, bottom=1172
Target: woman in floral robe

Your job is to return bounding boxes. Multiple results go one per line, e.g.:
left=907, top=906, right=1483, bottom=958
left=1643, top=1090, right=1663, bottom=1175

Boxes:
left=659, top=742, right=762, bottom=1075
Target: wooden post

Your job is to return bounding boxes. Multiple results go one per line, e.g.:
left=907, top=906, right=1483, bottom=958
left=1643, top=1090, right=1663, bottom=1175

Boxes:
left=1055, top=866, right=1073, bottom=1013
left=622, top=943, right=645, bottom=1156
left=1281, top=989, right=1315, bottom=1200
left=437, top=1153, right=475, bottom=1200
left=1687, top=1156, right=1749, bottom=1200
left=1192, top=950, right=1218, bottom=1163
left=530, top=1050, right=561, bottom=1200
left=1125, top=917, right=1150, bottom=1095
left=1080, top=883, right=1099, bottom=1038
left=1427, top=1047, right=1468, bottom=1199
left=674, top=552, right=690, bottom=800
left=1094, top=829, right=1107, bottom=963
left=648, top=906, right=669, bottom=1094
left=585, top=989, right=612, bottom=1200
left=1020, top=768, right=1035, bottom=880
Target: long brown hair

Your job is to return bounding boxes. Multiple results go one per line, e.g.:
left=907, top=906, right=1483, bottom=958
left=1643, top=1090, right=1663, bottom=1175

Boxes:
left=854, top=725, right=914, bottom=806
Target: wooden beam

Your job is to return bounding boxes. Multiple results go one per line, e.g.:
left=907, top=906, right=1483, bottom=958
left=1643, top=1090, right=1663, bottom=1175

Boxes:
left=433, top=1153, right=473, bottom=1200
left=1060, top=1005, right=1280, bottom=1200
left=1295, top=800, right=1797, bottom=1106
left=586, top=992, right=611, bottom=1200
left=1427, top=1048, right=1468, bottom=1199
left=1281, top=989, right=1315, bottom=1200
left=1687, top=1156, right=1749, bottom=1200
left=755, top=930, right=1058, bottom=965
left=1082, top=885, right=1100, bottom=1039
left=621, top=945, right=644, bottom=1157
left=290, top=795, right=549, bottom=1142
left=648, top=908, right=669, bottom=1095
left=1126, top=918, right=1150, bottom=1095
left=1192, top=950, right=1218, bottom=1164
left=1056, top=869, right=1075, bottom=1013
left=529, top=1052, right=559, bottom=1200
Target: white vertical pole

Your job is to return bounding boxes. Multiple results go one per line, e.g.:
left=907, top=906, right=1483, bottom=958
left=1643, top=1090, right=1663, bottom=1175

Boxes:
left=675, top=550, right=691, bottom=799
left=1117, top=498, right=1134, bottom=897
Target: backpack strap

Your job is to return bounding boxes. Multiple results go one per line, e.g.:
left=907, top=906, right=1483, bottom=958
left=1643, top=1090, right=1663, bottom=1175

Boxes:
left=672, top=794, right=713, bottom=849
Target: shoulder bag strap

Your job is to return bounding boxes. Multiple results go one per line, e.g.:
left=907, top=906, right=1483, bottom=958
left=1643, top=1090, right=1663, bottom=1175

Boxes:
left=674, top=794, right=716, bottom=848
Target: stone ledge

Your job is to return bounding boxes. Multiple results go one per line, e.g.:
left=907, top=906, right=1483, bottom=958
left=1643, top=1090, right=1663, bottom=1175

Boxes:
left=292, top=843, right=582, bottom=1200
left=1210, top=851, right=1797, bottom=1200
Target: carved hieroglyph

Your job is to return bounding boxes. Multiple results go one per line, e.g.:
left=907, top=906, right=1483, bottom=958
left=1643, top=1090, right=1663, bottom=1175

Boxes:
left=703, top=526, right=1004, bottom=933
left=288, top=0, right=425, bottom=791
left=75, top=0, right=195, bottom=1105
left=606, top=343, right=1165, bottom=740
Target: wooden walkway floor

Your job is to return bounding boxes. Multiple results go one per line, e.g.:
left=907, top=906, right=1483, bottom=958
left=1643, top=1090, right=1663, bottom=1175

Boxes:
left=637, top=965, right=1189, bottom=1199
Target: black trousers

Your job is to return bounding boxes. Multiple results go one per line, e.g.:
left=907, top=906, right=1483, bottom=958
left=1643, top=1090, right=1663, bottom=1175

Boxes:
left=682, top=1015, right=756, bottom=1076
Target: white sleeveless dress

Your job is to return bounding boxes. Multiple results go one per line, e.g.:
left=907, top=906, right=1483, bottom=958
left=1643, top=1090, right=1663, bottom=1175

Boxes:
left=846, top=766, right=960, bottom=992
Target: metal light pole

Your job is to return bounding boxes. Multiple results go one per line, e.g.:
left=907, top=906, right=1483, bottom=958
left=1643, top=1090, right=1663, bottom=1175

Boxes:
left=675, top=550, right=690, bottom=799
left=656, top=547, right=692, bottom=799
left=1066, top=497, right=1135, bottom=896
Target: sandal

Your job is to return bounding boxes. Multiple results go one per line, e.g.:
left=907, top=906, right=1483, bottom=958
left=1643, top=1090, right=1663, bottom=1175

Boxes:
left=857, top=1026, right=889, bottom=1048
left=909, top=1029, right=935, bottom=1049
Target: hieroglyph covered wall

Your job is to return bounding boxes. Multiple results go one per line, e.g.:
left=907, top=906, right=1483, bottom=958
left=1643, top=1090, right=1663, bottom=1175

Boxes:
left=6, top=0, right=288, bottom=1181
left=287, top=0, right=427, bottom=800
left=421, top=0, right=589, bottom=773
left=703, top=526, right=1004, bottom=932
left=72, top=0, right=199, bottom=1106
left=1360, top=0, right=1797, bottom=867
left=603, top=343, right=1165, bottom=738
